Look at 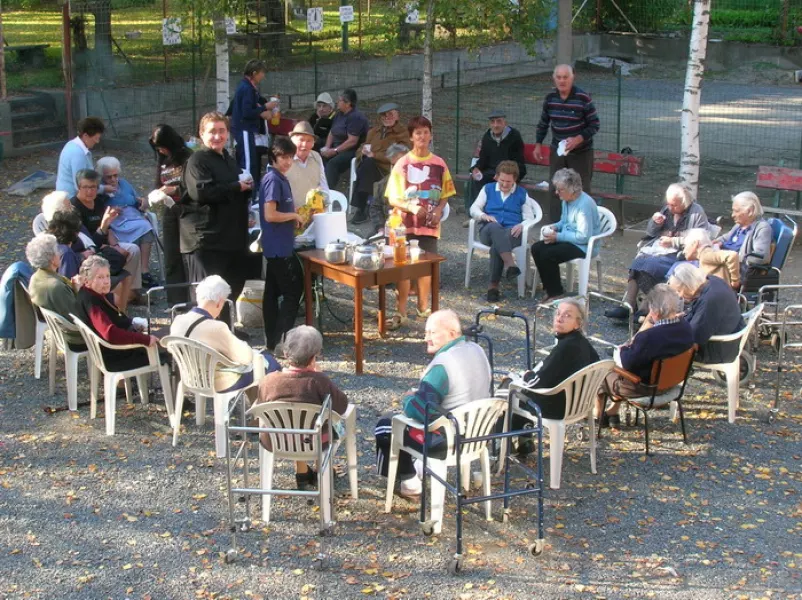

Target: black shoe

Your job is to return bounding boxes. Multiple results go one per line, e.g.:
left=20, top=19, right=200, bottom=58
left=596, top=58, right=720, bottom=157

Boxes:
left=605, top=306, right=630, bottom=320
left=506, top=266, right=522, bottom=281
left=350, top=208, right=368, bottom=224
left=233, top=328, right=251, bottom=343
left=486, top=288, right=501, bottom=302
left=141, top=273, right=159, bottom=289
left=515, top=438, right=535, bottom=457
left=599, top=412, right=621, bottom=429
left=295, top=468, right=317, bottom=491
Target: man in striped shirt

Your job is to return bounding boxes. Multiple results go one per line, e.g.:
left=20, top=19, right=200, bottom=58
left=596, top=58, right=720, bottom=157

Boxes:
left=534, top=64, right=600, bottom=220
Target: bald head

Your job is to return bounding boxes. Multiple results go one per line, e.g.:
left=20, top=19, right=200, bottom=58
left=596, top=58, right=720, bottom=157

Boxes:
left=425, top=309, right=462, bottom=354
left=553, top=64, right=575, bottom=96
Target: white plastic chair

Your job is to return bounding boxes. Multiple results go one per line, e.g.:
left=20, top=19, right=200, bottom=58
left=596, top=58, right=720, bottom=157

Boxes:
left=384, top=397, right=508, bottom=534
left=161, top=336, right=265, bottom=458
left=71, top=315, right=175, bottom=436
left=39, top=307, right=95, bottom=411
left=694, top=304, right=764, bottom=423
left=503, top=360, right=614, bottom=490
left=464, top=204, right=543, bottom=298
left=327, top=190, right=349, bottom=213
left=18, top=282, right=48, bottom=380
left=247, top=400, right=358, bottom=523
left=530, top=206, right=617, bottom=299
left=348, top=157, right=358, bottom=208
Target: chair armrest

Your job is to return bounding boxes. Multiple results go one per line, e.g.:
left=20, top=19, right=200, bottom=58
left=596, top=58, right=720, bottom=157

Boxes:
left=707, top=331, right=746, bottom=344
left=252, top=352, right=265, bottom=380
left=612, top=366, right=640, bottom=384
left=520, top=218, right=540, bottom=247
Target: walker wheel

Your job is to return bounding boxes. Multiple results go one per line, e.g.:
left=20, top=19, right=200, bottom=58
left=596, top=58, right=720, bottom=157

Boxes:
left=625, top=407, right=634, bottom=427
left=767, top=409, right=778, bottom=424
left=447, top=557, right=463, bottom=575
left=501, top=510, right=510, bottom=524
left=318, top=525, right=335, bottom=537
left=238, top=520, right=251, bottom=533
left=525, top=482, right=537, bottom=490
left=312, top=556, right=326, bottom=571
left=420, top=520, right=437, bottom=537
left=224, top=549, right=238, bottom=564
left=528, top=539, right=545, bottom=557
left=771, top=332, right=781, bottom=352
left=576, top=426, right=589, bottom=442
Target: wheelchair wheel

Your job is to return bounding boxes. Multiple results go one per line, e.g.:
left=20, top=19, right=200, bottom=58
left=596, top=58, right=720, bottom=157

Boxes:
left=712, top=352, right=754, bottom=385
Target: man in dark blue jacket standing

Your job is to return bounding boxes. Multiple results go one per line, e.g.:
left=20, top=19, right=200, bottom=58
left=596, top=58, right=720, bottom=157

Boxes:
left=230, top=60, right=278, bottom=188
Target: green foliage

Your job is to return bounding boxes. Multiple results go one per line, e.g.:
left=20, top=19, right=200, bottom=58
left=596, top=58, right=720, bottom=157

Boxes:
left=711, top=8, right=780, bottom=29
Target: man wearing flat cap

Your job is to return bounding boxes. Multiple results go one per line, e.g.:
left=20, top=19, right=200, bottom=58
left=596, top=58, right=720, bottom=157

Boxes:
left=350, top=102, right=410, bottom=224
left=286, top=121, right=329, bottom=209
left=309, top=92, right=336, bottom=152
left=463, top=110, right=527, bottom=226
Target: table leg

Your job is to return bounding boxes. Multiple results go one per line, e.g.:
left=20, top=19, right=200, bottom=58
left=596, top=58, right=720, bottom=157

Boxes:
left=354, top=287, right=364, bottom=374
left=303, top=260, right=313, bottom=326
left=431, top=262, right=440, bottom=312
left=378, top=285, right=387, bottom=338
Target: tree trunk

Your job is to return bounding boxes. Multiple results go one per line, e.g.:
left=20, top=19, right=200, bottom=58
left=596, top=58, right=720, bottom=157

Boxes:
left=679, top=0, right=710, bottom=199
left=421, top=0, right=435, bottom=122
left=0, top=0, right=7, bottom=100
left=213, top=15, right=230, bottom=113
left=556, top=0, right=572, bottom=65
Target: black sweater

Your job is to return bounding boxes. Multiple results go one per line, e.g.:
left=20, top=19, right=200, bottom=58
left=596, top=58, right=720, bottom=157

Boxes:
left=520, top=329, right=600, bottom=420
left=475, top=127, right=527, bottom=182
left=180, top=147, right=250, bottom=253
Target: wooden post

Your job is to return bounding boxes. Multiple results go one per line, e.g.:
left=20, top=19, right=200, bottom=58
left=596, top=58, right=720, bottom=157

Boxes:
left=163, top=0, right=169, bottom=81
left=595, top=0, right=602, bottom=32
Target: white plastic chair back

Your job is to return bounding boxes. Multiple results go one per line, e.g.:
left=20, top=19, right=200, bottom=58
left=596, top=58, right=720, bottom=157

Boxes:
left=161, top=336, right=236, bottom=397
left=440, top=397, right=507, bottom=460
left=39, top=307, right=77, bottom=354
left=557, top=360, right=615, bottom=424
left=247, top=401, right=342, bottom=461
left=32, top=213, right=48, bottom=235
left=71, top=315, right=113, bottom=374
left=328, top=190, right=349, bottom=213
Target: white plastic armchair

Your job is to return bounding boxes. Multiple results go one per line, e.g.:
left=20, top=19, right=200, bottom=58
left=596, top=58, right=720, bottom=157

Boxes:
left=39, top=307, right=95, bottom=411
left=71, top=315, right=174, bottom=436
left=531, top=206, right=617, bottom=299
left=17, top=282, right=48, bottom=379
left=503, top=360, right=614, bottom=490
left=246, top=400, right=358, bottom=523
left=694, top=303, right=764, bottom=423
left=384, top=397, right=508, bottom=535
left=464, top=204, right=543, bottom=298
left=161, top=335, right=265, bottom=458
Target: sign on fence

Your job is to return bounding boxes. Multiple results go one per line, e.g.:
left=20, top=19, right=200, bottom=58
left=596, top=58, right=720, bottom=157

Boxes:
left=162, top=17, right=182, bottom=46
left=225, top=17, right=237, bottom=35
left=339, top=5, right=354, bottom=24
left=405, top=3, right=419, bottom=24
left=307, top=8, right=323, bottom=32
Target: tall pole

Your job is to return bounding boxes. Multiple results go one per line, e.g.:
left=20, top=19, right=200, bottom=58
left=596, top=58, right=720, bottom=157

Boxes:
left=191, top=0, right=197, bottom=129
left=0, top=0, right=6, bottom=100
left=556, top=0, right=572, bottom=65
left=341, top=0, right=349, bottom=52
left=455, top=58, right=461, bottom=171
left=62, top=0, right=74, bottom=136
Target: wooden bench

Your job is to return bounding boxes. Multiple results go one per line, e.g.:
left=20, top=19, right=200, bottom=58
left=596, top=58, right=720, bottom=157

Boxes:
left=4, top=44, right=50, bottom=68
left=756, top=166, right=802, bottom=219
left=455, top=142, right=644, bottom=228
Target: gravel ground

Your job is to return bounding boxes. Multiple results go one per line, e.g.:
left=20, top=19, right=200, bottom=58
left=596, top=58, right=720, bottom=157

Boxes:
left=1, top=147, right=802, bottom=600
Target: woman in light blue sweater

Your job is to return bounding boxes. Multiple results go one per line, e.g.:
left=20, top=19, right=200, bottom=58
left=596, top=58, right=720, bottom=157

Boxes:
left=530, top=168, right=601, bottom=300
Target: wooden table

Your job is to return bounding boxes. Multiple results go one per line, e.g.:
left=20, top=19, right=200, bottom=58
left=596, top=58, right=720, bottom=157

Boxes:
left=299, top=249, right=445, bottom=374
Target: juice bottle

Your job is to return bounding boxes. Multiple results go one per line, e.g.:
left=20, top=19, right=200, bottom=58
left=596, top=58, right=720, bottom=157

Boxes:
left=270, top=96, right=281, bottom=126
left=386, top=210, right=407, bottom=264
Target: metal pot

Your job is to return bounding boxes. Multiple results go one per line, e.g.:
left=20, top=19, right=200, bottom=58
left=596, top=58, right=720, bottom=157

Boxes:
left=324, top=241, right=348, bottom=264
left=351, top=244, right=384, bottom=271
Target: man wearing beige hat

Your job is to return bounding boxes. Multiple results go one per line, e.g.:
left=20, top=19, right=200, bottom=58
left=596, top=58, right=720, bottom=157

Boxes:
left=309, top=92, right=336, bottom=151
left=350, top=102, right=410, bottom=224
left=286, top=121, right=329, bottom=209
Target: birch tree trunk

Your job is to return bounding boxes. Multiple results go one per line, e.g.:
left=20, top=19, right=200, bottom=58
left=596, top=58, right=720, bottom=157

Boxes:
left=0, top=0, right=7, bottom=100
left=213, top=15, right=230, bottom=112
left=679, top=0, right=710, bottom=199
left=421, top=0, right=435, bottom=121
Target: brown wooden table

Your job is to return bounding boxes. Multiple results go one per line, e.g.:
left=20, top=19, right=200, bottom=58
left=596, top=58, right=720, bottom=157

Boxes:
left=299, top=249, right=445, bottom=374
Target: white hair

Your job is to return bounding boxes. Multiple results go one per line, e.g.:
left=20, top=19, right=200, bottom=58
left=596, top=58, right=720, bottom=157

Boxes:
left=557, top=297, right=587, bottom=329
left=427, top=309, right=462, bottom=336
left=647, top=284, right=684, bottom=319
left=195, top=275, right=231, bottom=304
left=26, top=234, right=59, bottom=269
left=41, top=191, right=72, bottom=222
left=684, top=228, right=712, bottom=250
left=665, top=183, right=693, bottom=210
left=552, top=168, right=584, bottom=198
left=553, top=63, right=574, bottom=77
left=732, top=191, right=763, bottom=219
left=283, top=325, right=324, bottom=368
left=669, top=262, right=707, bottom=296
left=96, top=156, right=122, bottom=175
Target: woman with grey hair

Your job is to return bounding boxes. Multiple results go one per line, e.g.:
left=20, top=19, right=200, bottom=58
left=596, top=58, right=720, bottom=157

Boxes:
left=672, top=227, right=741, bottom=288
left=712, top=191, right=772, bottom=285
left=596, top=284, right=694, bottom=427
left=530, top=168, right=601, bottom=301
left=368, top=142, right=411, bottom=233
left=26, top=234, right=86, bottom=350
left=255, top=325, right=349, bottom=490
left=667, top=262, right=744, bottom=364
left=96, top=156, right=157, bottom=288
left=606, top=183, right=709, bottom=320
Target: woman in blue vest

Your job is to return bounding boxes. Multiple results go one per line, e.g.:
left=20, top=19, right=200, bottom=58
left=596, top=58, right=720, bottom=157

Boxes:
left=469, top=160, right=540, bottom=302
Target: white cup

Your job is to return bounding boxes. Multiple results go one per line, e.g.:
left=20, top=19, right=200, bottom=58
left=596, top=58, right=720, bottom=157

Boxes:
left=363, top=144, right=372, bottom=154
left=472, top=170, right=483, bottom=181
left=410, top=247, right=422, bottom=261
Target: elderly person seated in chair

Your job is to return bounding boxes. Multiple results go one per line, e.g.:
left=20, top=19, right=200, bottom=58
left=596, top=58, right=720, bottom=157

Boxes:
left=25, top=233, right=85, bottom=351
left=256, top=325, right=348, bottom=490
left=670, top=228, right=742, bottom=289
left=470, top=160, right=540, bottom=302
left=530, top=168, right=600, bottom=302
left=665, top=263, right=744, bottom=365
left=606, top=183, right=708, bottom=320
left=513, top=298, right=599, bottom=454
left=96, top=156, right=158, bottom=288
left=75, top=255, right=163, bottom=372
left=170, top=275, right=280, bottom=394
left=374, top=309, right=492, bottom=499
left=595, top=284, right=694, bottom=428
left=713, top=191, right=772, bottom=286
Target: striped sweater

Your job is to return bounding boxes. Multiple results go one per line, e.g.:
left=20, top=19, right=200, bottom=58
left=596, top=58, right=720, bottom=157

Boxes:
left=535, top=85, right=600, bottom=151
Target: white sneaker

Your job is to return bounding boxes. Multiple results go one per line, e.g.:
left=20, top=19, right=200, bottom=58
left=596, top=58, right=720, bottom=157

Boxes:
left=399, top=476, right=422, bottom=497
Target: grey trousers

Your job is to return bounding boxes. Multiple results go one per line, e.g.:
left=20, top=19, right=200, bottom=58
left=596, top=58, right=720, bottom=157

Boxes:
left=479, top=221, right=522, bottom=284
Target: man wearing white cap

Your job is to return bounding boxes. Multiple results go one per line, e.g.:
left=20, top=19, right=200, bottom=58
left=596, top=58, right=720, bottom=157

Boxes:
left=309, top=92, right=336, bottom=151
left=350, top=102, right=410, bottom=224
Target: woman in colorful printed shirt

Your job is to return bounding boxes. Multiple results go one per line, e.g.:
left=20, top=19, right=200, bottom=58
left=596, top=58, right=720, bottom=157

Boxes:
left=384, top=116, right=455, bottom=328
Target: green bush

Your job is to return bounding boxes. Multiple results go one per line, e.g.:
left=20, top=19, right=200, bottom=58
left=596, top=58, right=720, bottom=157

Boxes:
left=711, top=8, right=780, bottom=29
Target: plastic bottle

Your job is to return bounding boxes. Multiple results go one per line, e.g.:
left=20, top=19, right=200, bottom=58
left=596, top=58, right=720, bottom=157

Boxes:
left=270, top=96, right=281, bottom=126
left=386, top=210, right=407, bottom=264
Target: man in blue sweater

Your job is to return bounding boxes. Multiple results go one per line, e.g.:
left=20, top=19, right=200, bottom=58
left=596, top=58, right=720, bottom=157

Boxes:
left=56, top=117, right=106, bottom=198
left=596, top=284, right=695, bottom=428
